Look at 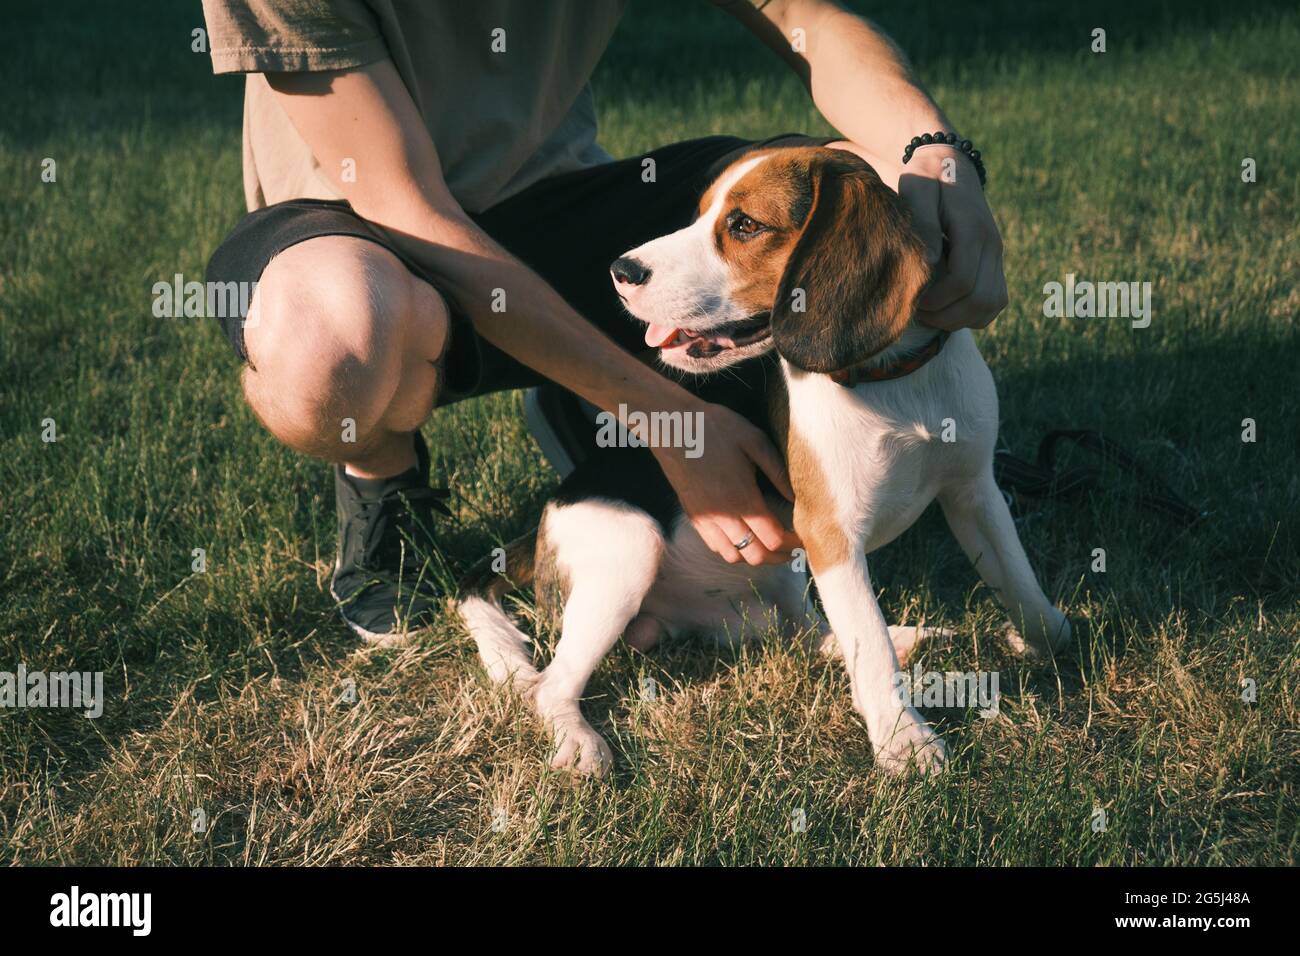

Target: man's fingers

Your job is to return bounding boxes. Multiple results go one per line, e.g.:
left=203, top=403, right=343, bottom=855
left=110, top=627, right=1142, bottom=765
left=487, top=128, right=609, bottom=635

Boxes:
left=921, top=244, right=1007, bottom=331
left=918, top=225, right=983, bottom=313
left=971, top=247, right=1009, bottom=328
left=898, top=174, right=944, bottom=265
left=719, top=516, right=778, bottom=567
left=717, top=516, right=776, bottom=566
left=694, top=518, right=745, bottom=565
left=669, top=406, right=800, bottom=566
left=690, top=512, right=795, bottom=567
left=744, top=431, right=794, bottom=501
left=744, top=510, right=800, bottom=557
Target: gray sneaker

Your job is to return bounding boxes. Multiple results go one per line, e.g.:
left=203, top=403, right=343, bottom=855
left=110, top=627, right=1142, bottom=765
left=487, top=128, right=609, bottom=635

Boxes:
left=329, top=433, right=451, bottom=644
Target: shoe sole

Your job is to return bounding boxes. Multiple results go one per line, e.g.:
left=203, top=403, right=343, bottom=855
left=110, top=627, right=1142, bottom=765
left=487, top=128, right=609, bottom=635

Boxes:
left=329, top=579, right=435, bottom=647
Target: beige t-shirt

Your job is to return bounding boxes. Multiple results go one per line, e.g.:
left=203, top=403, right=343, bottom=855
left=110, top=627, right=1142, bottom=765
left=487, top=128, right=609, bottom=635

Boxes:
left=201, top=0, right=626, bottom=213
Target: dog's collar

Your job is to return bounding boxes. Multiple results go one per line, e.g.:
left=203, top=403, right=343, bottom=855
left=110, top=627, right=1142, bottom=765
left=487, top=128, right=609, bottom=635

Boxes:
left=829, top=330, right=950, bottom=387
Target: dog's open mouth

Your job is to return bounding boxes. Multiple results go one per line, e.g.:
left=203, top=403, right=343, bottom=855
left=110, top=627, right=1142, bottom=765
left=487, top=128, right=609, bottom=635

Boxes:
left=642, top=314, right=771, bottom=358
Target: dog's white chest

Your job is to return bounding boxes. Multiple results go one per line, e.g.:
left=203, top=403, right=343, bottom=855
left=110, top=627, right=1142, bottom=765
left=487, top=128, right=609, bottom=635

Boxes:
left=783, top=331, right=998, bottom=551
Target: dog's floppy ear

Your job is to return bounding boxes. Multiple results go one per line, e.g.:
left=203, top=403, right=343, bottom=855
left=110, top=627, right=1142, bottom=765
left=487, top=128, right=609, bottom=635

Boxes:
left=771, top=151, right=930, bottom=374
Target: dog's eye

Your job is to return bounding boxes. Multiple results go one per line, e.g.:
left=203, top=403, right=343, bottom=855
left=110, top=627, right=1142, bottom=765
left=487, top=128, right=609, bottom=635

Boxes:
left=727, top=211, right=765, bottom=238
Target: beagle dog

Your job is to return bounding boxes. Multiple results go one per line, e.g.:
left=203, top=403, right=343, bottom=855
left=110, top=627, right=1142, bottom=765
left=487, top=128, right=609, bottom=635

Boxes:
left=458, top=145, right=1070, bottom=776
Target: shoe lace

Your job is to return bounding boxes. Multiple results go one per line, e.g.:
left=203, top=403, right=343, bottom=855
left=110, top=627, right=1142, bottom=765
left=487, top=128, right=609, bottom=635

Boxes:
left=353, top=486, right=452, bottom=576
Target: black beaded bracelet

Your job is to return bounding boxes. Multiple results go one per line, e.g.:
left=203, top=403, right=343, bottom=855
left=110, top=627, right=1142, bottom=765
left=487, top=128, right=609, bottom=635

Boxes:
left=902, top=131, right=987, bottom=188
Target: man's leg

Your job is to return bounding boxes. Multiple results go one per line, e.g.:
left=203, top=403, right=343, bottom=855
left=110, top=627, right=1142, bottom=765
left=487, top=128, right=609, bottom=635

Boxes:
left=240, top=234, right=453, bottom=644
left=241, top=235, right=448, bottom=476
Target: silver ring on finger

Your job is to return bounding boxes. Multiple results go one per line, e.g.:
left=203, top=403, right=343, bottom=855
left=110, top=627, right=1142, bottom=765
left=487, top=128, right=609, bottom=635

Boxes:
left=733, top=533, right=754, bottom=551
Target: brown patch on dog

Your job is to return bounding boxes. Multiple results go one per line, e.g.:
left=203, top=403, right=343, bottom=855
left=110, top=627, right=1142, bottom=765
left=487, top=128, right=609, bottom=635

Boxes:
left=710, top=150, right=823, bottom=316
left=768, top=377, right=850, bottom=571
left=692, top=149, right=815, bottom=316
left=457, top=529, right=538, bottom=603
left=788, top=431, right=851, bottom=572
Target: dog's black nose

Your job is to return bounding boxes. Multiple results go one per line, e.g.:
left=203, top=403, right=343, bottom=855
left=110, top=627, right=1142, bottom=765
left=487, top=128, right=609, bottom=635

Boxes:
left=611, top=256, right=651, bottom=286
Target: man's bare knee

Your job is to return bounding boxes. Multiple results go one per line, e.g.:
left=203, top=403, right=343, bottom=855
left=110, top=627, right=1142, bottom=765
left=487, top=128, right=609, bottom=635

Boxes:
left=239, top=236, right=448, bottom=460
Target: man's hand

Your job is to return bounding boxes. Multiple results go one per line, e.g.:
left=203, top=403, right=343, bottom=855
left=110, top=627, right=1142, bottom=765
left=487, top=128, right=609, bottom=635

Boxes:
left=652, top=402, right=801, bottom=566
left=899, top=146, right=1009, bottom=331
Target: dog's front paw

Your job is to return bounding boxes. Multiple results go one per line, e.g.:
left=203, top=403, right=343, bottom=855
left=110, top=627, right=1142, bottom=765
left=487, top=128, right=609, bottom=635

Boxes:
left=548, top=718, right=614, bottom=778
left=873, top=708, right=947, bottom=776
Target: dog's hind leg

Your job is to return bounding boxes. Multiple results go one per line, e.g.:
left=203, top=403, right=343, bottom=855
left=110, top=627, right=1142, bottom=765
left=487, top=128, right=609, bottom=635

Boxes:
left=939, top=470, right=1071, bottom=656
left=531, top=500, right=666, bottom=777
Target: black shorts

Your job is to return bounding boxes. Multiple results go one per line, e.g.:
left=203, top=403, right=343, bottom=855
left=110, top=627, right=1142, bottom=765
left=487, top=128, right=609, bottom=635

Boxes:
left=205, top=133, right=834, bottom=405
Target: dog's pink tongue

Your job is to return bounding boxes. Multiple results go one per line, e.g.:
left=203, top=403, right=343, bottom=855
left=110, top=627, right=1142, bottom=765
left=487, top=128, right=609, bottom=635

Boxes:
left=644, top=322, right=678, bottom=348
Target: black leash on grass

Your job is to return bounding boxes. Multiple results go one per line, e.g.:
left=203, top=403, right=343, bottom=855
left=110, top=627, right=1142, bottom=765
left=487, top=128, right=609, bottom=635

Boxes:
left=993, top=430, right=1204, bottom=525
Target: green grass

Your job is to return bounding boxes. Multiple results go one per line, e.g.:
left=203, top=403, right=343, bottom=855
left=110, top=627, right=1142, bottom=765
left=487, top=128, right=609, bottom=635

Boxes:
left=1, top=0, right=1297, bottom=865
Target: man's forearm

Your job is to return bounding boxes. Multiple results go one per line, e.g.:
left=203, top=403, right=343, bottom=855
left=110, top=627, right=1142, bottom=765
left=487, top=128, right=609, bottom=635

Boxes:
left=724, top=0, right=952, bottom=175
left=377, top=207, right=688, bottom=419
left=802, top=6, right=952, bottom=165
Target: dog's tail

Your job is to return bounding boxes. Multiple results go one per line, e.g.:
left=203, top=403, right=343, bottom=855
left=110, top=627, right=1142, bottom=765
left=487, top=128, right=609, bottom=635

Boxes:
left=455, top=530, right=541, bottom=688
